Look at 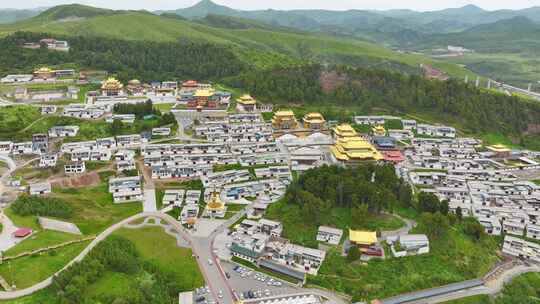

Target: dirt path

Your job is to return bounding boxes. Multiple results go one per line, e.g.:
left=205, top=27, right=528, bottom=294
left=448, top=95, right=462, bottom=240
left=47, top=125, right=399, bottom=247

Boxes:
left=16, top=116, right=47, bottom=134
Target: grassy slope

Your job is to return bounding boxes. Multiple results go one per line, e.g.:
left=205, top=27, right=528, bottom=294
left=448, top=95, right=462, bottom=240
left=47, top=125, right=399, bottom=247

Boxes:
left=6, top=183, right=142, bottom=236
left=0, top=226, right=204, bottom=303
left=3, top=230, right=82, bottom=256
left=440, top=52, right=540, bottom=88
left=0, top=242, right=89, bottom=289
left=0, top=11, right=478, bottom=78
left=113, top=227, right=204, bottom=290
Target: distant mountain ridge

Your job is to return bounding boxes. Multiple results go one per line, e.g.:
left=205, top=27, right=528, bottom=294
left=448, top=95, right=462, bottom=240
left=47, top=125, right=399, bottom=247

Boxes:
left=34, top=4, right=116, bottom=21
left=164, top=1, right=540, bottom=38
left=0, top=8, right=44, bottom=24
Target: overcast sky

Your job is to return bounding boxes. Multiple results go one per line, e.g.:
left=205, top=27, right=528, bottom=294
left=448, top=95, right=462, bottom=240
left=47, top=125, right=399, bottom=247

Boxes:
left=3, top=0, right=540, bottom=11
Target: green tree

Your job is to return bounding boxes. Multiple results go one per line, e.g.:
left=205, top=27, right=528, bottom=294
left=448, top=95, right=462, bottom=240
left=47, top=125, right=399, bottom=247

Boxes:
left=346, top=245, right=360, bottom=262
left=351, top=204, right=369, bottom=229
left=110, top=119, right=123, bottom=136
left=420, top=212, right=450, bottom=239
left=456, top=207, right=463, bottom=220
left=463, top=218, right=485, bottom=240
left=418, top=192, right=443, bottom=214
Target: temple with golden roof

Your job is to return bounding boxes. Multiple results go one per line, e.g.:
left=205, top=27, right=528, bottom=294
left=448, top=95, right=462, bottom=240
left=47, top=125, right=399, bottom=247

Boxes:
left=187, top=89, right=218, bottom=109
left=205, top=190, right=226, bottom=218
left=331, top=123, right=383, bottom=163
left=272, top=110, right=298, bottom=130
left=487, top=144, right=512, bottom=158
left=101, top=77, right=124, bottom=96
left=303, top=112, right=326, bottom=130
left=332, top=123, right=358, bottom=139
left=236, top=94, right=257, bottom=112
left=33, top=67, right=56, bottom=80
left=126, top=79, right=145, bottom=95
left=372, top=125, right=386, bottom=137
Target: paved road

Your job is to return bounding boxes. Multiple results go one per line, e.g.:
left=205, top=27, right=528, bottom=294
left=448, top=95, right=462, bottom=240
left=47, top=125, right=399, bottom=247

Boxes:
left=192, top=205, right=253, bottom=304
left=380, top=213, right=417, bottom=240
left=379, top=263, right=540, bottom=304
left=143, top=189, right=157, bottom=212
left=485, top=264, right=540, bottom=294
left=0, top=155, right=16, bottom=172
left=0, top=210, right=19, bottom=252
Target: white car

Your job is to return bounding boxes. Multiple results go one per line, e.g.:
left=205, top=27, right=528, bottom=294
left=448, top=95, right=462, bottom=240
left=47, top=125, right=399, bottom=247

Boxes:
left=208, top=259, right=214, bottom=266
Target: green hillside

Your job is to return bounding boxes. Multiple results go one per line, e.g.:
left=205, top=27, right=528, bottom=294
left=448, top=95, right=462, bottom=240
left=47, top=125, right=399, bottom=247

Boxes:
left=418, top=17, right=540, bottom=53
left=162, top=1, right=540, bottom=86
left=0, top=6, right=477, bottom=78
left=415, top=16, right=540, bottom=87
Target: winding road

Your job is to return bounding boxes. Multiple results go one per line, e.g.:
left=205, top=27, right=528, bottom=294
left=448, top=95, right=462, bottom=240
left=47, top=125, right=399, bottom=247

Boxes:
left=0, top=212, right=189, bottom=300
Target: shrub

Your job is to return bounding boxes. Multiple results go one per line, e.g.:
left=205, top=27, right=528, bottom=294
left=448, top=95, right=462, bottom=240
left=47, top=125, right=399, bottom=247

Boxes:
left=11, top=195, right=73, bottom=218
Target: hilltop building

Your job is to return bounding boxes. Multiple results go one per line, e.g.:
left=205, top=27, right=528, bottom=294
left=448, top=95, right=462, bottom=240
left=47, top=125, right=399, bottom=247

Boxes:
left=101, top=77, right=124, bottom=97
left=272, top=110, right=298, bottom=130
left=236, top=94, right=257, bottom=112
left=331, top=124, right=383, bottom=163
left=303, top=113, right=326, bottom=130
left=33, top=67, right=56, bottom=80
left=372, top=125, right=386, bottom=136
left=126, top=79, right=145, bottom=95
left=487, top=144, right=511, bottom=158
left=204, top=190, right=226, bottom=218
left=331, top=123, right=357, bottom=139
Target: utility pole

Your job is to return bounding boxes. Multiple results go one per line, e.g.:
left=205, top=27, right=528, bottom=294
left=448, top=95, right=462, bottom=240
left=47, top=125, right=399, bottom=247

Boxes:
left=475, top=77, right=480, bottom=88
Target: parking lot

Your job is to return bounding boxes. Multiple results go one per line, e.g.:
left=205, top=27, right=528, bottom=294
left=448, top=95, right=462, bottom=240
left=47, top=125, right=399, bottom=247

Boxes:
left=221, top=261, right=299, bottom=301
left=192, top=285, right=218, bottom=304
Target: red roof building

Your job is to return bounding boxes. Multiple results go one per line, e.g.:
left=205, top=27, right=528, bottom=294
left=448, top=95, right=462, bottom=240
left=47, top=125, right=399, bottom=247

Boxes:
left=13, top=228, right=32, bottom=238
left=182, top=80, right=198, bottom=88
left=382, top=150, right=405, bottom=164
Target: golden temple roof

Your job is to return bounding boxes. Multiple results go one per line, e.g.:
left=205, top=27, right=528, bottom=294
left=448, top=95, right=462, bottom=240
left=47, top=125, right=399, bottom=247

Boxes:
left=274, top=110, right=295, bottom=117
left=206, top=191, right=225, bottom=211
left=236, top=94, right=257, bottom=105
left=194, top=89, right=215, bottom=97
left=331, top=136, right=383, bottom=161
left=303, top=112, right=325, bottom=124
left=372, top=125, right=386, bottom=135
left=487, top=144, right=511, bottom=153
left=101, top=77, right=124, bottom=90
left=34, top=67, right=53, bottom=73
left=349, top=229, right=377, bottom=245
left=333, top=123, right=358, bottom=138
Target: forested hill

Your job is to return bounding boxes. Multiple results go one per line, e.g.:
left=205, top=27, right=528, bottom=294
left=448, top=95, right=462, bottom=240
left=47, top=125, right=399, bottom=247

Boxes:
left=0, top=32, right=244, bottom=81
left=2, top=30, right=540, bottom=149
left=0, top=5, right=476, bottom=78
left=230, top=65, right=540, bottom=148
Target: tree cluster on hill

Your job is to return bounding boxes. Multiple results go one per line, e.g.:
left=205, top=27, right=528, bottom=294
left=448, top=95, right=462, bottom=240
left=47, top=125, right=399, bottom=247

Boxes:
left=11, top=195, right=73, bottom=219
left=113, top=100, right=158, bottom=118
left=417, top=192, right=449, bottom=214
left=282, top=164, right=411, bottom=228
left=231, top=64, right=540, bottom=141
left=228, top=65, right=323, bottom=104
left=110, top=100, right=177, bottom=136
left=52, top=235, right=187, bottom=304
left=0, top=31, right=245, bottom=82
